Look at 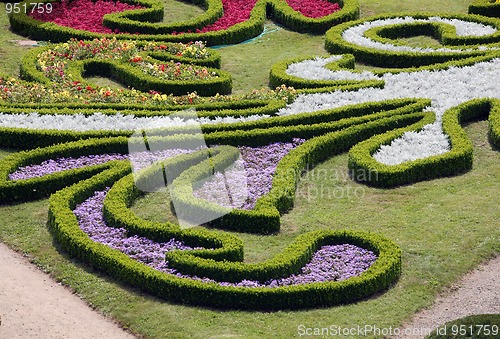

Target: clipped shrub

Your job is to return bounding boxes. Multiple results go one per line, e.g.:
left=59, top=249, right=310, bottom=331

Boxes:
left=469, top=0, right=500, bottom=18
left=325, top=13, right=500, bottom=68
left=48, top=166, right=402, bottom=310
left=348, top=98, right=500, bottom=187
left=8, top=0, right=359, bottom=45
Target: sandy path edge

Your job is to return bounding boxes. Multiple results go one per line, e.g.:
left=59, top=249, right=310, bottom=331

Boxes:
left=0, top=242, right=136, bottom=339
left=391, top=255, right=500, bottom=338
left=1, top=240, right=498, bottom=339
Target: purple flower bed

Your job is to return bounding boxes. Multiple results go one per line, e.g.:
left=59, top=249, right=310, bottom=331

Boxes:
left=194, top=139, right=305, bottom=209
left=9, top=149, right=194, bottom=181
left=9, top=153, right=128, bottom=180
left=74, top=189, right=377, bottom=288
left=74, top=190, right=197, bottom=271
left=10, top=140, right=305, bottom=211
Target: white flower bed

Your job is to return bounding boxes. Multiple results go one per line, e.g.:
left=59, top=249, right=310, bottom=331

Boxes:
left=0, top=16, right=498, bottom=165
left=342, top=16, right=498, bottom=54
left=0, top=112, right=271, bottom=132
left=285, top=56, right=378, bottom=81
left=280, top=57, right=500, bottom=164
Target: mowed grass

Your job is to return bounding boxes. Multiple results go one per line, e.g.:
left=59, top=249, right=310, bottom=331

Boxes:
left=0, top=0, right=498, bottom=338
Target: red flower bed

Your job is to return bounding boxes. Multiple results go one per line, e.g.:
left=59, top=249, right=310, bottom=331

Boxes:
left=197, top=0, right=257, bottom=32
left=29, top=0, right=143, bottom=34
left=285, top=0, right=341, bottom=18
left=29, top=0, right=340, bottom=35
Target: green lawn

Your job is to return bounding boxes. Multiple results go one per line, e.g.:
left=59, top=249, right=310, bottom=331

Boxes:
left=0, top=1, right=498, bottom=338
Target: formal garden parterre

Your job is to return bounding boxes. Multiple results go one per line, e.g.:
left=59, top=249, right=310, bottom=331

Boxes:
left=0, top=0, right=499, bottom=332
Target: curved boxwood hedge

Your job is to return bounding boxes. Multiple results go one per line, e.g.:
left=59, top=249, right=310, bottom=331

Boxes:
left=102, top=0, right=223, bottom=35
left=325, top=13, right=500, bottom=68
left=348, top=98, right=500, bottom=187
left=47, top=164, right=402, bottom=310
left=269, top=54, right=385, bottom=90
left=8, top=0, right=359, bottom=45
left=469, top=0, right=500, bottom=18
left=2, top=5, right=499, bottom=311
left=0, top=99, right=431, bottom=217
left=19, top=42, right=232, bottom=96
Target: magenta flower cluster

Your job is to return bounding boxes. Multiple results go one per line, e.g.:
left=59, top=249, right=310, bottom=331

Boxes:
left=29, top=0, right=143, bottom=34
left=197, top=0, right=257, bottom=33
left=75, top=189, right=377, bottom=287
left=285, top=0, right=341, bottom=18
left=28, top=0, right=340, bottom=35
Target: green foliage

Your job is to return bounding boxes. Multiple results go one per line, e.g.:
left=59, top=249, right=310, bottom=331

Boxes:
left=469, top=0, right=500, bottom=18
left=0, top=137, right=130, bottom=202
left=269, top=53, right=384, bottom=90
left=325, top=13, right=500, bottom=68
left=8, top=0, right=360, bottom=45
left=267, top=0, right=359, bottom=34
left=48, top=166, right=402, bottom=309
left=19, top=42, right=231, bottom=96
left=348, top=98, right=500, bottom=187
left=102, top=0, right=223, bottom=35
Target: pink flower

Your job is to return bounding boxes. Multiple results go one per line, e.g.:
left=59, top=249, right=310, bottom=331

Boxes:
left=29, top=0, right=143, bottom=34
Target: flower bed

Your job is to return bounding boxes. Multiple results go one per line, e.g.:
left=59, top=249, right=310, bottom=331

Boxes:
left=46, top=161, right=401, bottom=309
left=9, top=0, right=360, bottom=44
left=24, top=37, right=231, bottom=96
left=194, top=139, right=304, bottom=209
left=29, top=0, right=144, bottom=34
left=285, top=0, right=341, bottom=18
left=9, top=140, right=306, bottom=210
left=76, top=189, right=377, bottom=287
left=2, top=4, right=500, bottom=311
left=195, top=0, right=257, bottom=33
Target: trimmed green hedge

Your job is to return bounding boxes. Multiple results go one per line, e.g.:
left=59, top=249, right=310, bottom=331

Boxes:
left=269, top=54, right=384, bottom=90
left=0, top=99, right=430, bottom=222
left=0, top=137, right=131, bottom=203
left=8, top=0, right=359, bottom=45
left=325, top=13, right=500, bottom=68
left=0, top=98, right=423, bottom=150
left=47, top=165, right=402, bottom=309
left=348, top=98, right=500, bottom=187
left=469, top=0, right=500, bottom=18
left=19, top=43, right=231, bottom=96
left=102, top=0, right=223, bottom=35
left=267, top=0, right=359, bottom=34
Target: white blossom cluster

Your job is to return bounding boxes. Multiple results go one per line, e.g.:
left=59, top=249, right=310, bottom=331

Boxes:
left=0, top=111, right=272, bottom=132
left=285, top=56, right=378, bottom=81
left=342, top=16, right=498, bottom=54
left=279, top=57, right=500, bottom=164
left=0, top=17, right=498, bottom=166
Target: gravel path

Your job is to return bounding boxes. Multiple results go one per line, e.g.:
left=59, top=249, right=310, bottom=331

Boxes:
left=0, top=242, right=136, bottom=339
left=0, top=240, right=498, bottom=338
left=392, top=255, right=500, bottom=338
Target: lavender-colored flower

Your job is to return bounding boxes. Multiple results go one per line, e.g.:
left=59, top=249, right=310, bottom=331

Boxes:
left=11, top=141, right=306, bottom=212
left=194, top=139, right=305, bottom=209
left=9, top=149, right=193, bottom=181
left=9, top=153, right=128, bottom=180
left=74, top=189, right=377, bottom=288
